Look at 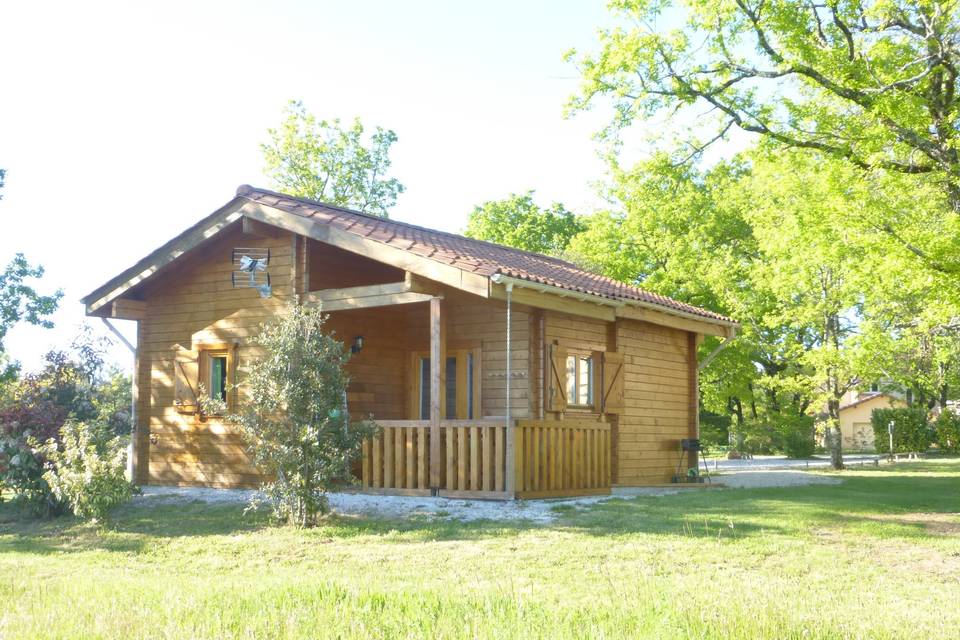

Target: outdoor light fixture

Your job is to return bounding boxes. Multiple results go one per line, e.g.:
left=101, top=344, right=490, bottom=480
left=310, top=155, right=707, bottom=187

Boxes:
left=351, top=335, right=364, bottom=354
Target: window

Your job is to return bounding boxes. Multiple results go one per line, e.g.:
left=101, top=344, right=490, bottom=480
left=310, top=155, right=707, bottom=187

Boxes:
left=173, top=343, right=235, bottom=416
left=566, top=354, right=594, bottom=407
left=200, top=347, right=231, bottom=414
left=418, top=356, right=431, bottom=420
left=209, top=354, right=228, bottom=402
left=445, top=356, right=457, bottom=419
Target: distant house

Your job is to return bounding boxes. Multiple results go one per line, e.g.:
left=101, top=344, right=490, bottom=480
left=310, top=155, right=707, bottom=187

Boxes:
left=81, top=185, right=737, bottom=498
left=838, top=391, right=903, bottom=451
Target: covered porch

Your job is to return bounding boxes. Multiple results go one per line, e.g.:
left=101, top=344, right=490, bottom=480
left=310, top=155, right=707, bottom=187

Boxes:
left=309, top=273, right=613, bottom=500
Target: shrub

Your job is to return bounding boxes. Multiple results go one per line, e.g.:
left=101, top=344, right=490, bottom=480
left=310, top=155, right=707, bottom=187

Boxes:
left=934, top=410, right=960, bottom=454
left=0, top=438, right=63, bottom=517
left=40, top=421, right=133, bottom=521
left=871, top=407, right=933, bottom=454
left=227, top=306, right=375, bottom=527
left=778, top=415, right=816, bottom=458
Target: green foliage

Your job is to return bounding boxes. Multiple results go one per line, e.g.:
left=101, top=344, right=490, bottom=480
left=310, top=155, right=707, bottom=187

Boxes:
left=871, top=408, right=934, bottom=454
left=262, top=100, right=404, bottom=216
left=934, top=411, right=960, bottom=454
left=228, top=305, right=375, bottom=527
left=778, top=416, right=816, bottom=459
left=569, top=1, right=960, bottom=243
left=40, top=421, right=132, bottom=522
left=464, top=192, right=585, bottom=255
left=569, top=150, right=879, bottom=466
left=0, top=438, right=62, bottom=517
left=0, top=328, right=132, bottom=516
left=0, top=253, right=62, bottom=353
left=92, top=371, right=132, bottom=436
left=698, top=411, right=730, bottom=450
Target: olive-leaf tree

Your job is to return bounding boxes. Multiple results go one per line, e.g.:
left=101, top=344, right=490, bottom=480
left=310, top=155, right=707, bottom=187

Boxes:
left=218, top=305, right=374, bottom=527
left=262, top=100, right=404, bottom=217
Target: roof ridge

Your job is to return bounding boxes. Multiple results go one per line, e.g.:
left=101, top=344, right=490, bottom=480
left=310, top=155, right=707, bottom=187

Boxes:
left=236, top=184, right=582, bottom=269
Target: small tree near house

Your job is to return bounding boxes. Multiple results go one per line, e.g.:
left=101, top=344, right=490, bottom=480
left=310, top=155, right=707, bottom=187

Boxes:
left=208, top=305, right=374, bottom=527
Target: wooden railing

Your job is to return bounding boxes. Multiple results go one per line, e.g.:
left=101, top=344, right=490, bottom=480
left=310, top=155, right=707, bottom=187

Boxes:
left=514, top=419, right=612, bottom=498
left=360, top=419, right=608, bottom=499
left=360, top=420, right=508, bottom=497
left=361, top=421, right=431, bottom=494
left=440, top=421, right=507, bottom=496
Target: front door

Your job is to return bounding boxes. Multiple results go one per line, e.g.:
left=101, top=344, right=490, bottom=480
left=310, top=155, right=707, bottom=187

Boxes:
left=410, top=348, right=481, bottom=420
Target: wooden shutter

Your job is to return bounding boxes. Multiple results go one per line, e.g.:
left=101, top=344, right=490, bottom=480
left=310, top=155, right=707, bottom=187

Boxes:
left=602, top=351, right=625, bottom=414
left=547, top=343, right=568, bottom=412
left=591, top=350, right=604, bottom=410
left=173, top=347, right=199, bottom=414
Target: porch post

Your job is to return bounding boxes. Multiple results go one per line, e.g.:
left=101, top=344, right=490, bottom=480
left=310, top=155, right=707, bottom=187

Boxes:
left=429, top=296, right=444, bottom=490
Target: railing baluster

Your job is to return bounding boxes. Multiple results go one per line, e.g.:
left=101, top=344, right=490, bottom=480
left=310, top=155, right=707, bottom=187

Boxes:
left=417, top=426, right=427, bottom=489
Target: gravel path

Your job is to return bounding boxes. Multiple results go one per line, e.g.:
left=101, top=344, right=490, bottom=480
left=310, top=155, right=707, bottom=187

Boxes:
left=136, top=469, right=840, bottom=522
left=715, top=470, right=842, bottom=489
left=709, top=454, right=879, bottom=471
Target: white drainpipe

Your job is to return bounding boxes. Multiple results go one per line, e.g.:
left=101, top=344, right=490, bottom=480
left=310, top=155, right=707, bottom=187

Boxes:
left=101, top=317, right=137, bottom=482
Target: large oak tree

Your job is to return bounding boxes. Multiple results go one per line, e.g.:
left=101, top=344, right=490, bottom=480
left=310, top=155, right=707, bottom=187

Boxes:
left=568, top=0, right=960, bottom=275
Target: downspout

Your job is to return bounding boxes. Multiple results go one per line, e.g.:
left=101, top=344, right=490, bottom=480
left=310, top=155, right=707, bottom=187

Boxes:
left=538, top=311, right=545, bottom=420
left=504, top=281, right=515, bottom=497
left=101, top=317, right=137, bottom=482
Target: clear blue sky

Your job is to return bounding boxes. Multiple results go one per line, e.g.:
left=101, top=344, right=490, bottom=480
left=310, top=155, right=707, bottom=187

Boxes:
left=0, top=1, right=627, bottom=371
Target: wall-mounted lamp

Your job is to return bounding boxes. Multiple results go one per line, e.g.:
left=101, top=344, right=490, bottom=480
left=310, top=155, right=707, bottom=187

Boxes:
left=351, top=335, right=365, bottom=354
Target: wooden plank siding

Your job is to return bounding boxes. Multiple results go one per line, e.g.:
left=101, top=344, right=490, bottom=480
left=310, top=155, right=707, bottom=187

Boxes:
left=615, top=319, right=694, bottom=485
left=138, top=224, right=295, bottom=487
left=540, top=311, right=696, bottom=486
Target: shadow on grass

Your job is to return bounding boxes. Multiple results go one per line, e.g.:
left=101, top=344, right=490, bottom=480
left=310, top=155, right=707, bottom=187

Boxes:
left=2, top=461, right=958, bottom=555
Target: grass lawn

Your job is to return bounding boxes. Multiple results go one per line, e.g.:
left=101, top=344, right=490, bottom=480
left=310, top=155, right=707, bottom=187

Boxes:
left=2, top=460, right=959, bottom=639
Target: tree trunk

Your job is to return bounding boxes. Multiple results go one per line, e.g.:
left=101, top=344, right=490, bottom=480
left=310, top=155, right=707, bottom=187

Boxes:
left=747, top=383, right=759, bottom=419
left=827, top=397, right=844, bottom=470
left=728, top=396, right=745, bottom=450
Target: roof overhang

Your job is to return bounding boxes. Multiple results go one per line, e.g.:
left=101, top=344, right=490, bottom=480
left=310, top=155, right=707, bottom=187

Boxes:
left=81, top=196, right=248, bottom=316
left=82, top=194, right=737, bottom=338
left=81, top=196, right=489, bottom=317
left=489, top=274, right=737, bottom=338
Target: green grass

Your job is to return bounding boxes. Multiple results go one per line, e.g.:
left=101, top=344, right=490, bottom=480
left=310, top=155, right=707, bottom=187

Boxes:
left=2, top=461, right=960, bottom=639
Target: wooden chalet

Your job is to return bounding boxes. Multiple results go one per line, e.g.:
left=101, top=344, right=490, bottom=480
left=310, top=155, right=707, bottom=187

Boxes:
left=82, top=185, right=737, bottom=499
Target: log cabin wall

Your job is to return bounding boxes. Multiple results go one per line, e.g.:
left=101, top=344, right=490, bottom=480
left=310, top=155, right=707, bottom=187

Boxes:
left=615, top=319, right=693, bottom=485
left=135, top=228, right=533, bottom=488
left=133, top=224, right=696, bottom=489
left=137, top=224, right=295, bottom=487
left=541, top=310, right=695, bottom=485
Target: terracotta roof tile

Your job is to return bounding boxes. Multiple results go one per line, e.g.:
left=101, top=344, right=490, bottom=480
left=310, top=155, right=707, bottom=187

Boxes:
left=237, top=185, right=735, bottom=324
